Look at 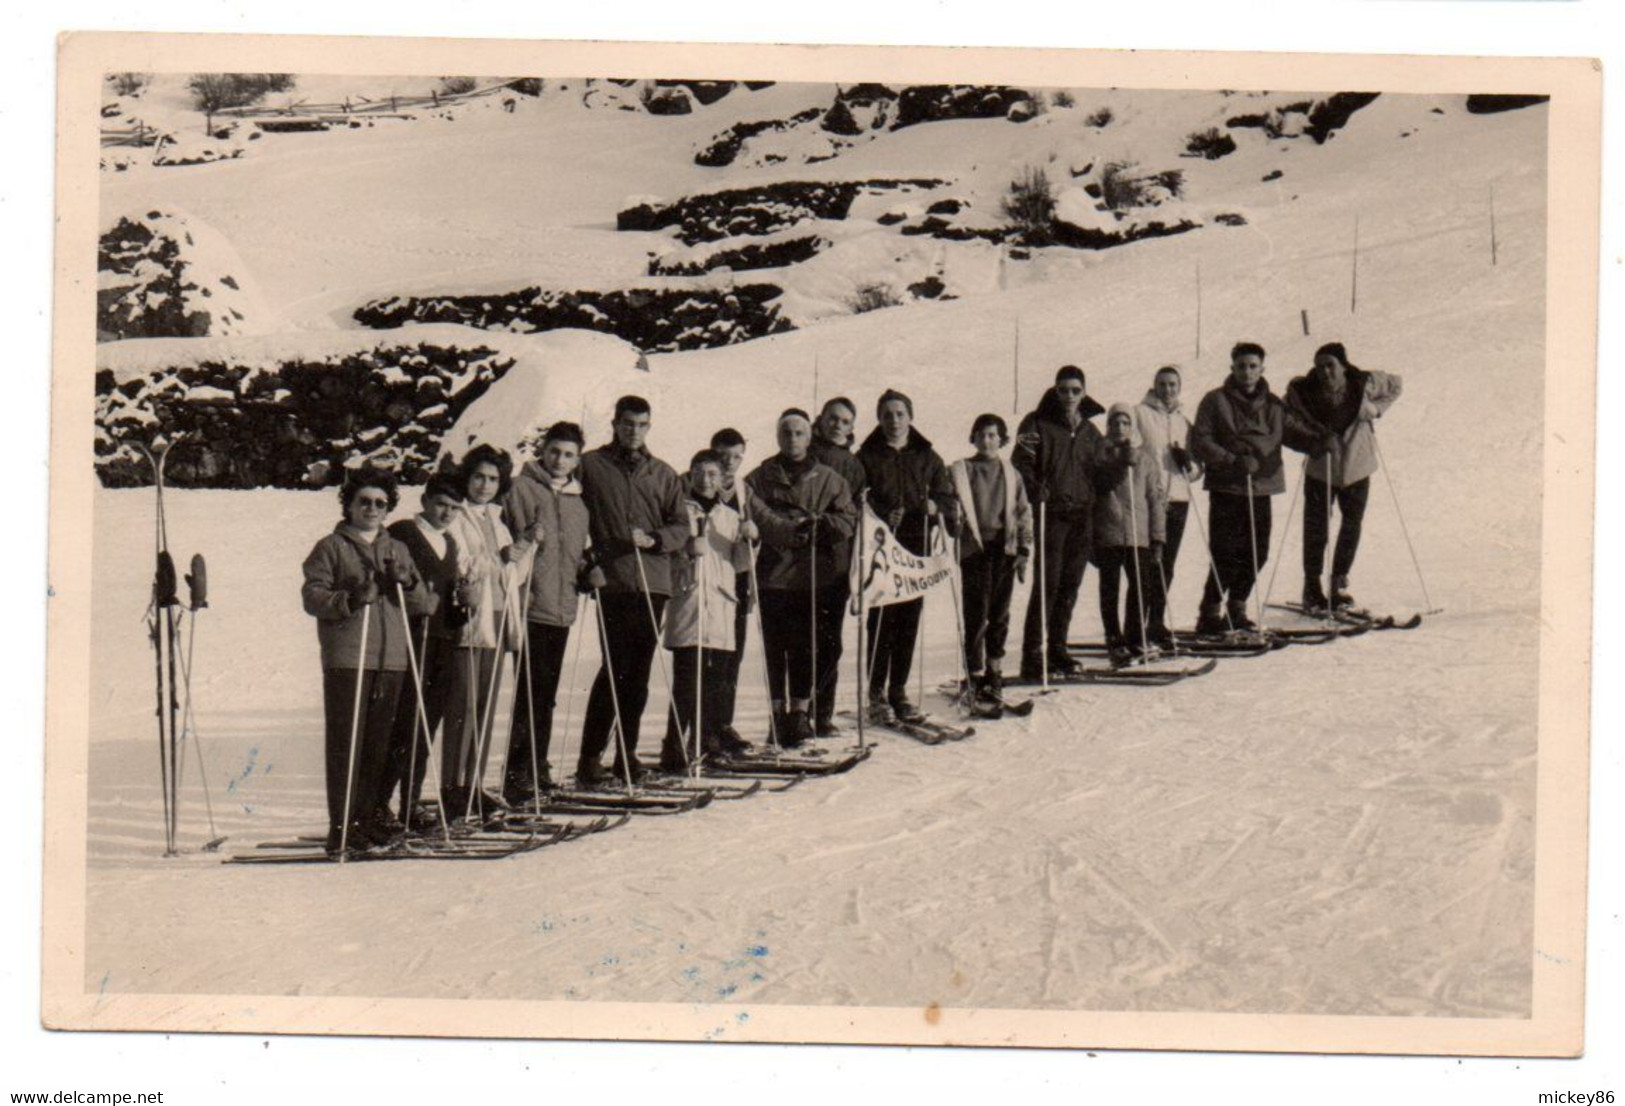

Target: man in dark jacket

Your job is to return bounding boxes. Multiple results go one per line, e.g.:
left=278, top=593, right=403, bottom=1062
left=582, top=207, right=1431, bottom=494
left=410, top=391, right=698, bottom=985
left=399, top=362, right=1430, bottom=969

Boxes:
left=746, top=409, right=857, bottom=743
left=382, top=474, right=467, bottom=831
left=1190, top=342, right=1316, bottom=634
left=807, top=396, right=867, bottom=733
left=575, top=396, right=690, bottom=785
left=858, top=389, right=957, bottom=724
left=1013, top=365, right=1110, bottom=678
left=499, top=421, right=592, bottom=806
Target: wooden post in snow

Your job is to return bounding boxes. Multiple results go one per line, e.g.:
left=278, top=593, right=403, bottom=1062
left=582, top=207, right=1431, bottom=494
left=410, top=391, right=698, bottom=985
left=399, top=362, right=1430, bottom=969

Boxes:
left=1012, top=317, right=1021, bottom=415
left=1350, top=215, right=1361, bottom=314
left=1490, top=184, right=1499, bottom=267
left=812, top=348, right=821, bottom=410
left=1194, top=260, right=1203, bottom=360
left=1301, top=309, right=1310, bottom=336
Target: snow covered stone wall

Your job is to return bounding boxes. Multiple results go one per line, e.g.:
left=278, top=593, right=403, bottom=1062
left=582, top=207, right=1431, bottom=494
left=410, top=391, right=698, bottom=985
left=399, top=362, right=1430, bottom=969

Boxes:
left=353, top=283, right=793, bottom=353
left=94, top=326, right=537, bottom=488
left=97, top=209, right=275, bottom=342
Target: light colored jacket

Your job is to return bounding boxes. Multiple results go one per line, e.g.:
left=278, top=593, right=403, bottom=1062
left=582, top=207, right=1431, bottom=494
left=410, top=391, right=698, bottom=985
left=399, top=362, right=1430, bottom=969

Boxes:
left=663, top=499, right=754, bottom=651
left=1284, top=366, right=1403, bottom=487
left=1134, top=391, right=1201, bottom=503
left=446, top=501, right=523, bottom=651
left=949, top=455, right=1033, bottom=558
left=1094, top=412, right=1168, bottom=549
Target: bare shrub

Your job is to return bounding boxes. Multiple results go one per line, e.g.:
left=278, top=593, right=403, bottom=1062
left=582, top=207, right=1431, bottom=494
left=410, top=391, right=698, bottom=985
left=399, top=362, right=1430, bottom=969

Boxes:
left=999, top=165, right=1057, bottom=244
left=109, top=72, right=150, bottom=97
left=1085, top=105, right=1114, bottom=127
left=187, top=74, right=297, bottom=115
left=1184, top=127, right=1237, bottom=159
left=439, top=76, right=479, bottom=96
left=846, top=284, right=903, bottom=314
left=1050, top=90, right=1075, bottom=109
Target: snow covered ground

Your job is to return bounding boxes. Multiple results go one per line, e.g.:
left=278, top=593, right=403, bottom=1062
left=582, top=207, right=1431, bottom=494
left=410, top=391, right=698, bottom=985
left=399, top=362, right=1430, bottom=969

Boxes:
left=84, top=78, right=1546, bottom=1017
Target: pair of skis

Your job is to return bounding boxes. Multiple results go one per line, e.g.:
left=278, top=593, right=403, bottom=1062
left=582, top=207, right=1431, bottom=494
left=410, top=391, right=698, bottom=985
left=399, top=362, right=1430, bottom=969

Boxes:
left=1268, top=602, right=1425, bottom=633
left=840, top=709, right=973, bottom=746
left=139, top=437, right=225, bottom=858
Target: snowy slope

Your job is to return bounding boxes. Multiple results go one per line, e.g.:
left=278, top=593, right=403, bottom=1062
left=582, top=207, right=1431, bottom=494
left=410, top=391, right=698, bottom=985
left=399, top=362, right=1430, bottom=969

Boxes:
left=84, top=81, right=1547, bottom=1019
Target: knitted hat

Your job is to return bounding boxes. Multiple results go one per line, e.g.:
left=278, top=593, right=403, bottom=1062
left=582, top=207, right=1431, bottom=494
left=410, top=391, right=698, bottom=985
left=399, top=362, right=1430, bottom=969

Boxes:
left=1314, top=342, right=1350, bottom=366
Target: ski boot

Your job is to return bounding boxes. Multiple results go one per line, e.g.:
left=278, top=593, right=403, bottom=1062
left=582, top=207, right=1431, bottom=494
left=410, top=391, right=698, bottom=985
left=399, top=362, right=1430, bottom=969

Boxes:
left=716, top=725, right=755, bottom=758
left=1226, top=601, right=1258, bottom=633
left=1302, top=578, right=1331, bottom=616
left=1330, top=575, right=1356, bottom=613
left=658, top=739, right=690, bottom=775
left=784, top=709, right=815, bottom=748
left=1193, top=604, right=1229, bottom=637
left=1046, top=645, right=1084, bottom=678
left=970, top=673, right=1004, bottom=719
left=575, top=762, right=613, bottom=790
left=889, top=696, right=928, bottom=725
left=813, top=712, right=840, bottom=738
left=865, top=694, right=897, bottom=726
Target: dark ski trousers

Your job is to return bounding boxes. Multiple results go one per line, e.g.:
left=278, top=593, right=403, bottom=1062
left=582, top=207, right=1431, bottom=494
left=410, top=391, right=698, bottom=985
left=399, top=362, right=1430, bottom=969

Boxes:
left=322, top=666, right=405, bottom=834
left=865, top=597, right=923, bottom=703
left=382, top=617, right=455, bottom=817
left=1096, top=545, right=1164, bottom=647
left=440, top=646, right=499, bottom=797
left=579, top=591, right=666, bottom=775
left=503, top=621, right=572, bottom=795
left=812, top=580, right=849, bottom=723
left=1200, top=492, right=1273, bottom=610
left=663, top=646, right=731, bottom=759
left=961, top=545, right=1017, bottom=675
left=760, top=589, right=816, bottom=705
left=1023, top=508, right=1093, bottom=656
left=714, top=571, right=751, bottom=729
left=1303, top=476, right=1370, bottom=583
left=1163, top=500, right=1189, bottom=586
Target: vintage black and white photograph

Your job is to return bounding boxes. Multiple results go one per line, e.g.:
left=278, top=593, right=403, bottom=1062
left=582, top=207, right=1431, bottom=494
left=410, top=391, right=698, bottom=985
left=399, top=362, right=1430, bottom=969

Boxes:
left=43, top=34, right=1597, bottom=1054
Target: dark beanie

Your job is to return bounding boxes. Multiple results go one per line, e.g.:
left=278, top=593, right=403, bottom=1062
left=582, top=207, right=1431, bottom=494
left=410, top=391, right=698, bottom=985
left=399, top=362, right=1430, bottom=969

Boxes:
left=1314, top=342, right=1350, bottom=365
left=1055, top=365, right=1086, bottom=387
left=876, top=388, right=914, bottom=417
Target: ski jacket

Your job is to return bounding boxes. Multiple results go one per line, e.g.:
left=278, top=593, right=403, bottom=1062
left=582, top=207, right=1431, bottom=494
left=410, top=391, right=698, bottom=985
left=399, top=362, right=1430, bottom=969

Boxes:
left=1283, top=365, right=1403, bottom=488
left=949, top=455, right=1033, bottom=559
left=663, top=498, right=754, bottom=651
left=808, top=433, right=867, bottom=578
left=1190, top=376, right=1317, bottom=497
left=386, top=517, right=467, bottom=642
left=578, top=443, right=689, bottom=597
left=745, top=454, right=858, bottom=591
left=301, top=523, right=420, bottom=672
left=446, top=501, right=523, bottom=651
left=1093, top=439, right=1168, bottom=549
left=856, top=426, right=958, bottom=556
left=1134, top=390, right=1202, bottom=504
left=1013, top=388, right=1110, bottom=516
left=502, top=463, right=592, bottom=629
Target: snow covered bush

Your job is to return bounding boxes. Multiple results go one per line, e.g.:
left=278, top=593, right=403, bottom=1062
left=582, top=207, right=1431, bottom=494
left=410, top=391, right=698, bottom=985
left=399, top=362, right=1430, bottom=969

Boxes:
left=1000, top=165, right=1058, bottom=245
left=648, top=234, right=827, bottom=276
left=846, top=284, right=902, bottom=314
left=98, top=210, right=272, bottom=342
left=151, top=133, right=246, bottom=167
left=1099, top=162, right=1183, bottom=211
left=618, top=178, right=946, bottom=244
left=1050, top=90, right=1076, bottom=109
left=95, top=339, right=517, bottom=488
left=109, top=72, right=150, bottom=97
left=439, top=76, right=478, bottom=96
left=892, top=85, right=1037, bottom=130
left=1184, top=127, right=1237, bottom=159
left=694, top=108, right=822, bottom=167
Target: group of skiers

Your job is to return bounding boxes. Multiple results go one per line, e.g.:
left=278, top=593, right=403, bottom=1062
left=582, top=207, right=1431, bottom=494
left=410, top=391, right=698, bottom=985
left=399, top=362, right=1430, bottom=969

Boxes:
left=301, top=341, right=1401, bottom=856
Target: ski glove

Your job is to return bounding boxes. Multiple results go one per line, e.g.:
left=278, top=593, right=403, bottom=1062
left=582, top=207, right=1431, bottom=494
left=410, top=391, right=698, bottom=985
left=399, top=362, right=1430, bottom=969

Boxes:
left=381, top=557, right=414, bottom=587
left=1169, top=444, right=1192, bottom=472
left=350, top=576, right=381, bottom=607
left=576, top=563, right=608, bottom=594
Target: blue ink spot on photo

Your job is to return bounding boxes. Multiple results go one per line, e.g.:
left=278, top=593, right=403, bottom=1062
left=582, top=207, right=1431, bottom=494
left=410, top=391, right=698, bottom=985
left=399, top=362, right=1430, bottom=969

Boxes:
left=717, top=982, right=739, bottom=998
left=682, top=966, right=700, bottom=981
left=601, top=953, right=619, bottom=967
left=735, top=1012, right=750, bottom=1024
left=748, top=945, right=769, bottom=958
left=750, top=972, right=764, bottom=983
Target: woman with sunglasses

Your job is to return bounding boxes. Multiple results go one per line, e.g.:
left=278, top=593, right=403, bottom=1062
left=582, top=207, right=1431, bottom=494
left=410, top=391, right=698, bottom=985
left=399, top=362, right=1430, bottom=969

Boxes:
left=300, top=465, right=420, bottom=858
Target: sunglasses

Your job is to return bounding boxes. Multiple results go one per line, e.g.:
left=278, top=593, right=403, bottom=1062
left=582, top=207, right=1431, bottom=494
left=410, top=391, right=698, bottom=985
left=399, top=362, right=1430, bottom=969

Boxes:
left=354, top=496, right=390, bottom=509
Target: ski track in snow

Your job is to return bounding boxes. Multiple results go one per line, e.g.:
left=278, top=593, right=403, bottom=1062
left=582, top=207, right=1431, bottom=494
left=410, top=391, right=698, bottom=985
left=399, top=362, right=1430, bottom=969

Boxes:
left=84, top=86, right=1544, bottom=1017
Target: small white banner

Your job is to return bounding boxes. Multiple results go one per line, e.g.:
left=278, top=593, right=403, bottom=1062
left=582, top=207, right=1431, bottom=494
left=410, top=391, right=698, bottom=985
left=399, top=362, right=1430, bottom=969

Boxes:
left=851, top=503, right=956, bottom=610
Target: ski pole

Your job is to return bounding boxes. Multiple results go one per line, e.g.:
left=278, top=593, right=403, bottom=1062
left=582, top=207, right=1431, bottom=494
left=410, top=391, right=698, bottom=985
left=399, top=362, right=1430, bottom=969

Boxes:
left=635, top=547, right=689, bottom=770
left=519, top=600, right=544, bottom=815
left=809, top=515, right=818, bottom=733
left=1325, top=451, right=1335, bottom=610
left=1038, top=501, right=1050, bottom=689
left=694, top=527, right=707, bottom=778
left=1260, top=457, right=1307, bottom=624
left=739, top=491, right=780, bottom=750
left=396, top=585, right=452, bottom=843
left=175, top=608, right=224, bottom=849
left=916, top=515, right=929, bottom=710
left=1373, top=432, right=1438, bottom=613
left=466, top=562, right=516, bottom=821
left=338, top=601, right=373, bottom=862
left=1245, top=474, right=1264, bottom=631
left=1181, top=470, right=1236, bottom=634
left=592, top=588, right=638, bottom=792
left=947, top=528, right=970, bottom=708
left=1126, top=461, right=1151, bottom=663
